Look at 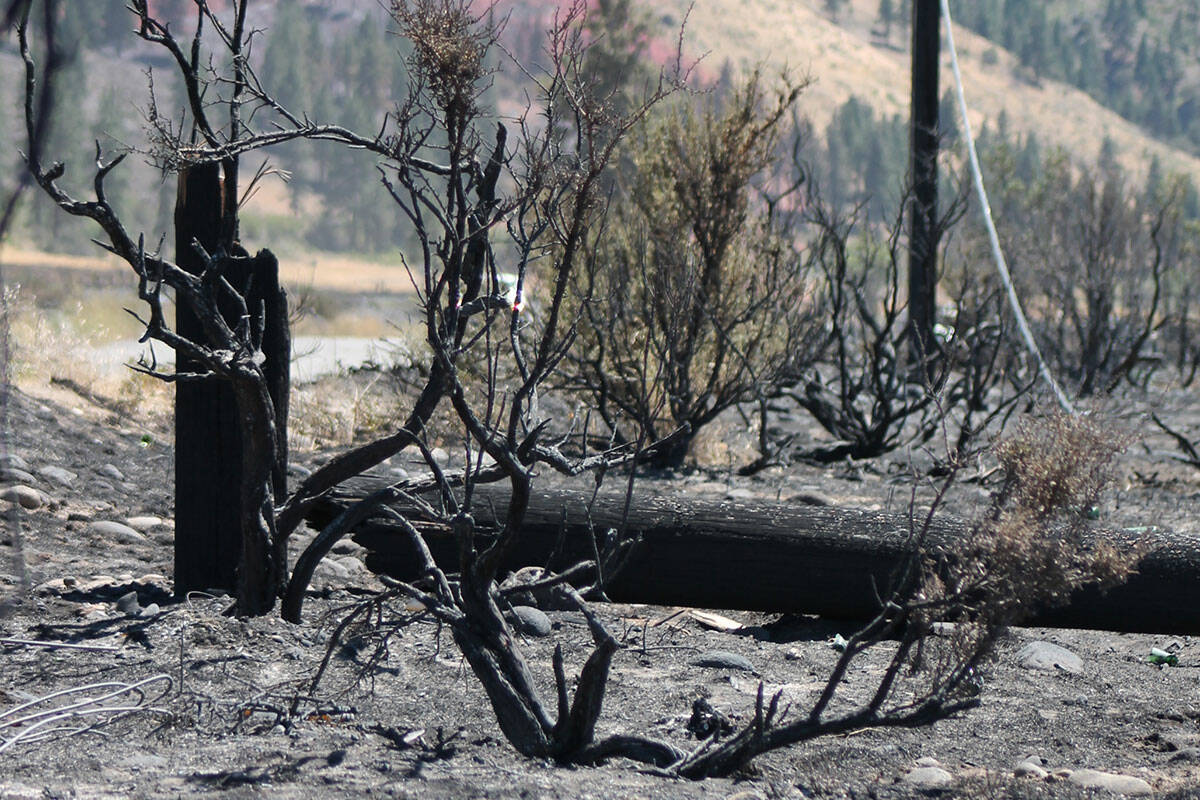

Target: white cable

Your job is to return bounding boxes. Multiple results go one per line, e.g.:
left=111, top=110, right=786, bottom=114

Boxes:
left=939, top=0, right=1075, bottom=414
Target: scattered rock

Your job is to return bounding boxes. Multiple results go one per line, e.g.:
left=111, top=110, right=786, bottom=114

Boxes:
left=430, top=447, right=450, bottom=465
left=97, top=464, right=125, bottom=481
left=316, top=558, right=352, bottom=580
left=1170, top=748, right=1200, bottom=763
left=0, top=467, right=38, bottom=485
left=0, top=485, right=45, bottom=510
left=724, top=487, right=757, bottom=501
left=78, top=575, right=119, bottom=592
left=1066, top=769, right=1152, bottom=795
left=500, top=566, right=575, bottom=611
left=116, top=591, right=142, bottom=616
left=388, top=467, right=410, bottom=480
left=34, top=577, right=77, bottom=595
left=0, top=453, right=31, bottom=472
left=333, top=555, right=366, bottom=573
left=1016, top=641, right=1084, bottom=674
left=507, top=605, right=552, bottom=637
left=87, top=520, right=149, bottom=544
left=690, top=650, right=755, bottom=673
left=900, top=765, right=954, bottom=789
left=124, top=516, right=164, bottom=532
left=139, top=602, right=160, bottom=617
left=915, top=756, right=943, bottom=768
left=331, top=540, right=364, bottom=556
left=137, top=573, right=171, bottom=589
left=1014, top=758, right=1049, bottom=780
left=287, top=463, right=313, bottom=478
left=37, top=465, right=77, bottom=487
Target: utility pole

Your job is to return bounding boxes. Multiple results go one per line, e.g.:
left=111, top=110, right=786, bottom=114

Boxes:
left=909, top=0, right=940, bottom=376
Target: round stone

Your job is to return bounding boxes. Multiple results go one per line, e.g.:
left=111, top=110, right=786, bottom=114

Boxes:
left=1014, top=760, right=1049, bottom=779
left=1066, top=769, right=1152, bottom=795
left=0, top=453, right=31, bottom=472
left=1016, top=641, right=1084, bottom=674
left=901, top=766, right=954, bottom=788
left=0, top=467, right=37, bottom=485
left=507, top=605, right=552, bottom=637
left=98, top=464, right=125, bottom=481
left=87, top=520, right=149, bottom=544
left=37, top=465, right=77, bottom=487
left=116, top=591, right=142, bottom=616
left=0, top=485, right=45, bottom=510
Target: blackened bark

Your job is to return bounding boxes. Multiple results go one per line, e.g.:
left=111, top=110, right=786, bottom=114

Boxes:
left=319, top=479, right=1200, bottom=635
left=174, top=163, right=237, bottom=594
left=908, top=0, right=940, bottom=374
left=174, top=164, right=290, bottom=598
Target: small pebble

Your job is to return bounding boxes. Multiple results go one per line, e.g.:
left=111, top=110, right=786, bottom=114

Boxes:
left=690, top=650, right=756, bottom=673
left=124, top=516, right=163, bottom=532
left=430, top=448, right=450, bottom=465
left=287, top=463, right=312, bottom=478
left=139, top=603, right=160, bottom=618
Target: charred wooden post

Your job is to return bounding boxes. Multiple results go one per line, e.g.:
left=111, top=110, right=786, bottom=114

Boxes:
left=174, top=163, right=289, bottom=595
left=908, top=0, right=940, bottom=375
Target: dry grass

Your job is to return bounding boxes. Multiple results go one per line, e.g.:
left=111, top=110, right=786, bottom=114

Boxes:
left=289, top=371, right=419, bottom=452
left=2, top=246, right=418, bottom=296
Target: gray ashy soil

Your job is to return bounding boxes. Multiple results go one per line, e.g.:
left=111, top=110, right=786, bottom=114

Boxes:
left=3, top=383, right=1200, bottom=799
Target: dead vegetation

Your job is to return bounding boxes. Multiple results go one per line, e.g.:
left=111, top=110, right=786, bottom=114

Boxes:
left=2, top=0, right=1170, bottom=788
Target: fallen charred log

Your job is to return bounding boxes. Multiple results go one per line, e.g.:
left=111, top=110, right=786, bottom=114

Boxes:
left=305, top=476, right=1200, bottom=635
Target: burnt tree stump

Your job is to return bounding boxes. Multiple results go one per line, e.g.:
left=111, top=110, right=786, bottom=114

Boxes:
left=174, top=163, right=290, bottom=595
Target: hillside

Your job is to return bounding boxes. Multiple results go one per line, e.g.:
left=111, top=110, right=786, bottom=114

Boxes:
left=651, top=0, right=1200, bottom=185
left=5, top=0, right=1200, bottom=261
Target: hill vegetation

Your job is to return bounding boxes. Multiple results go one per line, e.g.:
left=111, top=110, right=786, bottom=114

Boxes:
left=4, top=0, right=1200, bottom=254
